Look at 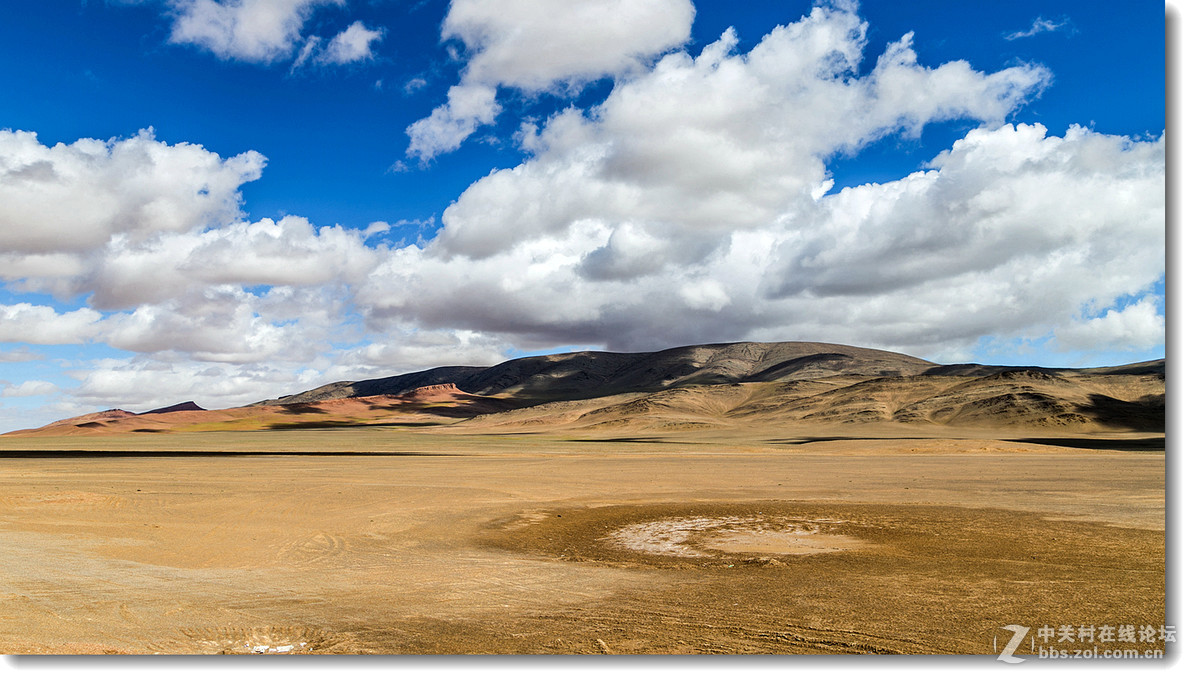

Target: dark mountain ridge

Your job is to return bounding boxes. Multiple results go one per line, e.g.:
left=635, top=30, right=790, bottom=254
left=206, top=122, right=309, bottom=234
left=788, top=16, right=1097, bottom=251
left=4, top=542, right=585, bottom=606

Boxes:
left=7, top=342, right=1163, bottom=436
left=255, top=341, right=937, bottom=406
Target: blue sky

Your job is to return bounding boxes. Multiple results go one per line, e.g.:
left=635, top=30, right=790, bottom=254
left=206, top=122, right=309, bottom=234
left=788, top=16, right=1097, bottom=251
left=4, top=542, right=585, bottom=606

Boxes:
left=0, top=1, right=1167, bottom=431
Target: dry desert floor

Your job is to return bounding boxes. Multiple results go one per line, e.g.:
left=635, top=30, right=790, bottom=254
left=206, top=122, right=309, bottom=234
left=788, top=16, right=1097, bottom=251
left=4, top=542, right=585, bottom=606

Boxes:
left=0, top=426, right=1166, bottom=655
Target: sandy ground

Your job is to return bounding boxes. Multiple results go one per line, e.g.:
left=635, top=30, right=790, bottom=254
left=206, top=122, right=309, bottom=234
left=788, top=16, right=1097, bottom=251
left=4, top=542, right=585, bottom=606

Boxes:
left=0, top=428, right=1165, bottom=655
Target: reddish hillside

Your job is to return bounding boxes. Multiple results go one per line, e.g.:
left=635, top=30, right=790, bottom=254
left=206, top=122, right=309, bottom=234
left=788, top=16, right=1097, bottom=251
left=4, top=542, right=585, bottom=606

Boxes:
left=3, top=343, right=1164, bottom=438
left=6, top=385, right=516, bottom=436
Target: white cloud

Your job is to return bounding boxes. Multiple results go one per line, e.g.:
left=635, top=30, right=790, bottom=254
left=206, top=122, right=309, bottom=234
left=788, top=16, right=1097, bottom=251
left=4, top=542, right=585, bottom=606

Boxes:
left=164, top=0, right=382, bottom=69
left=56, top=328, right=516, bottom=415
left=0, top=129, right=381, bottom=318
left=0, top=304, right=103, bottom=345
left=407, top=0, right=695, bottom=160
left=68, top=355, right=324, bottom=411
left=364, top=6, right=1162, bottom=361
left=0, top=397, right=132, bottom=434
left=406, top=83, right=501, bottom=161
left=1, top=380, right=58, bottom=398
left=0, top=130, right=387, bottom=366
left=58, top=329, right=514, bottom=413
left=432, top=8, right=1050, bottom=260
left=80, top=275, right=373, bottom=364
left=0, top=346, right=43, bottom=363
left=1053, top=297, right=1165, bottom=352
left=328, top=328, right=511, bottom=377
left=443, top=0, right=695, bottom=90
left=103, top=289, right=312, bottom=363
left=679, top=279, right=732, bottom=313
left=168, top=0, right=343, bottom=63
left=0, top=128, right=264, bottom=256
left=1005, top=16, right=1073, bottom=41
left=292, top=19, right=384, bottom=70
left=83, top=215, right=384, bottom=309
left=0, top=3, right=1165, bottom=419
left=766, top=124, right=1164, bottom=303
left=320, top=20, right=383, bottom=64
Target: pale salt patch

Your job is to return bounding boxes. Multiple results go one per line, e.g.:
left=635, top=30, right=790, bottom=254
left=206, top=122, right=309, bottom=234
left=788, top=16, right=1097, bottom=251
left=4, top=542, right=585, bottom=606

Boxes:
left=703, top=529, right=865, bottom=555
left=604, top=516, right=863, bottom=558
left=604, top=516, right=744, bottom=557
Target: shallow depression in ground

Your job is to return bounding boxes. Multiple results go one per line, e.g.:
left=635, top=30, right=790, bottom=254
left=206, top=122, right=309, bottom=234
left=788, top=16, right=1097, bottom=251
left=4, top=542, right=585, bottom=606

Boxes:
left=603, top=515, right=868, bottom=558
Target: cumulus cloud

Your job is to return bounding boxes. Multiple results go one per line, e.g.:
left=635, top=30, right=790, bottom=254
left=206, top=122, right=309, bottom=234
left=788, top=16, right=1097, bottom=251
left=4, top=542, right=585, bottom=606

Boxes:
left=367, top=122, right=1163, bottom=359
left=432, top=12, right=1049, bottom=260
left=365, top=5, right=1162, bottom=361
left=67, top=355, right=324, bottom=411
left=53, top=326, right=520, bottom=415
left=293, top=19, right=384, bottom=69
left=766, top=124, right=1164, bottom=302
left=84, top=215, right=384, bottom=309
left=60, top=329, right=515, bottom=413
left=407, top=0, right=695, bottom=160
left=0, top=128, right=264, bottom=255
left=168, top=0, right=343, bottom=63
left=329, top=328, right=511, bottom=377
left=0, top=127, right=382, bottom=310
left=1053, top=297, right=1165, bottom=352
left=443, top=0, right=695, bottom=90
left=1, top=380, right=58, bottom=398
left=163, top=0, right=381, bottom=69
left=0, top=129, right=387, bottom=368
left=0, top=304, right=104, bottom=345
left=104, top=289, right=316, bottom=363
left=0, top=2, right=1164, bottom=419
left=406, top=83, right=502, bottom=161
left=320, top=20, right=383, bottom=64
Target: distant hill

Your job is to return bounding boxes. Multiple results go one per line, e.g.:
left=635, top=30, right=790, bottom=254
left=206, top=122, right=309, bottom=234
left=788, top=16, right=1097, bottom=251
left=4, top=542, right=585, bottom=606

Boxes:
left=7, top=384, right=517, bottom=437
left=5, top=342, right=1165, bottom=437
left=138, top=401, right=206, bottom=415
left=257, top=341, right=936, bottom=405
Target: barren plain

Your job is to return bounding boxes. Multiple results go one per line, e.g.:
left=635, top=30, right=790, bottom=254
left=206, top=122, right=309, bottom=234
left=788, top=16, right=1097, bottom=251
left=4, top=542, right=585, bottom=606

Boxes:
left=0, top=343, right=1167, bottom=655
left=0, top=426, right=1164, bottom=655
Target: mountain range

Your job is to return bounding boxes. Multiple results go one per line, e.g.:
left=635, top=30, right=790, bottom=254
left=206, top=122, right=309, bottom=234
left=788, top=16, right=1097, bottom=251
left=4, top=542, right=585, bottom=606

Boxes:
left=5, top=341, right=1165, bottom=437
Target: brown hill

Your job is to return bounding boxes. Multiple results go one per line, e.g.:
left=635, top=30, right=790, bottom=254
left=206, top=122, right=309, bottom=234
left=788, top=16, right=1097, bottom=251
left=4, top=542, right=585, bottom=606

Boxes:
left=459, top=360, right=1165, bottom=434
left=43, top=409, right=136, bottom=429
left=6, top=385, right=517, bottom=437
left=5, top=343, right=1165, bottom=437
left=397, top=383, right=468, bottom=402
left=258, top=341, right=935, bottom=406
